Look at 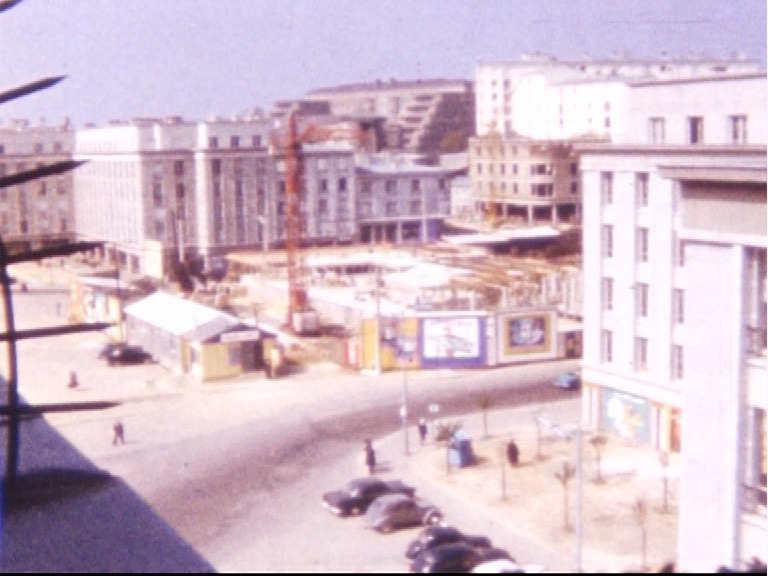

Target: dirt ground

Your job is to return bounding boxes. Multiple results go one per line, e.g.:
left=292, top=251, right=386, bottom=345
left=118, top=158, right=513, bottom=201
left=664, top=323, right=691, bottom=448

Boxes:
left=409, top=422, right=679, bottom=573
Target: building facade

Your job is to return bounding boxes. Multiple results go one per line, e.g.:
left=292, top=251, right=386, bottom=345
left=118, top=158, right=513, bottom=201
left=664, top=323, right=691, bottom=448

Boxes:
left=305, top=78, right=475, bottom=153
left=0, top=119, right=77, bottom=252
left=578, top=72, right=766, bottom=570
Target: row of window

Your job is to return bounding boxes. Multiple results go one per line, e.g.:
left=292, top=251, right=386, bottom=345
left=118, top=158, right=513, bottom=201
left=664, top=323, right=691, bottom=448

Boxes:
left=600, top=224, right=651, bottom=262
left=601, top=329, right=685, bottom=379
left=475, top=162, right=579, bottom=177
left=648, top=114, right=748, bottom=145
left=602, top=278, right=685, bottom=323
left=600, top=172, right=649, bottom=207
left=208, top=135, right=264, bottom=149
left=0, top=142, right=66, bottom=155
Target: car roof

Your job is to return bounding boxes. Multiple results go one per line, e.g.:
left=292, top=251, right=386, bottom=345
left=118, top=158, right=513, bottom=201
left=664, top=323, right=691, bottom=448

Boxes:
left=371, top=493, right=410, bottom=506
left=424, top=541, right=480, bottom=559
left=420, top=525, right=463, bottom=541
left=348, top=477, right=384, bottom=489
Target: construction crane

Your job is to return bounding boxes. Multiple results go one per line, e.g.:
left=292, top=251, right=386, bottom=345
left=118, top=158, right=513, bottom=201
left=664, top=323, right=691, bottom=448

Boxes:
left=276, top=111, right=368, bottom=335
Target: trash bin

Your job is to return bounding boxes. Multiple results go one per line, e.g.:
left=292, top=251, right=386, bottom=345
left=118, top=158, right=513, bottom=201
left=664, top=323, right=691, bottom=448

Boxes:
left=448, top=429, right=474, bottom=468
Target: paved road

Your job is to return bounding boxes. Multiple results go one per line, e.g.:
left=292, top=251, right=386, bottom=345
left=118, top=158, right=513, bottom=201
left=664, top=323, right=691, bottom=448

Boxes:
left=5, top=281, right=580, bottom=572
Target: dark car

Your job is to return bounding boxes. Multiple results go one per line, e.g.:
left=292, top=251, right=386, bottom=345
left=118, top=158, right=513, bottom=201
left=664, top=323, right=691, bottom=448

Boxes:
left=410, top=542, right=483, bottom=573
left=322, top=477, right=416, bottom=517
left=363, top=493, right=443, bottom=533
left=406, top=525, right=492, bottom=560
left=105, top=345, right=152, bottom=366
left=97, top=341, right=126, bottom=359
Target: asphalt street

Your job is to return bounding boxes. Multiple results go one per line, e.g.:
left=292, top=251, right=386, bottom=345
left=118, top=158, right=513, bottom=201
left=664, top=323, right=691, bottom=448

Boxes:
left=2, top=267, right=581, bottom=572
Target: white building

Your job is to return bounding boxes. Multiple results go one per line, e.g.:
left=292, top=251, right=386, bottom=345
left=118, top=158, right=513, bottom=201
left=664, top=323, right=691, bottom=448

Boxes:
left=475, top=53, right=761, bottom=139
left=578, top=72, right=766, bottom=571
left=0, top=118, right=77, bottom=252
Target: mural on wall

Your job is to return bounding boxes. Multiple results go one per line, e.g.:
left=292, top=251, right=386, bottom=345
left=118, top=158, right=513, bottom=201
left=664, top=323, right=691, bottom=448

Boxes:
left=601, top=389, right=650, bottom=444
left=502, top=313, right=552, bottom=355
left=422, top=317, right=480, bottom=359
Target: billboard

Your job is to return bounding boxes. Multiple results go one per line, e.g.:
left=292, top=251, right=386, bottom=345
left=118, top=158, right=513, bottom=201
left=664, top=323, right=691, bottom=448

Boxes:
left=502, top=313, right=552, bottom=356
left=601, top=389, right=650, bottom=444
left=421, top=317, right=481, bottom=361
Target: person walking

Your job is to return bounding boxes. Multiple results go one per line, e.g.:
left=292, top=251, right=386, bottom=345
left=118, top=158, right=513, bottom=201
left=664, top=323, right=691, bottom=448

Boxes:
left=364, top=439, right=376, bottom=475
left=418, top=418, right=428, bottom=444
left=112, top=420, right=125, bottom=446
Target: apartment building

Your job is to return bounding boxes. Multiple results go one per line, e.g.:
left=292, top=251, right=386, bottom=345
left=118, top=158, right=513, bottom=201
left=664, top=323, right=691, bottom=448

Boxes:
left=355, top=152, right=454, bottom=244
left=0, top=119, right=77, bottom=252
left=305, top=78, right=475, bottom=153
left=578, top=73, right=766, bottom=571
left=475, top=52, right=761, bottom=139
left=468, top=134, right=582, bottom=226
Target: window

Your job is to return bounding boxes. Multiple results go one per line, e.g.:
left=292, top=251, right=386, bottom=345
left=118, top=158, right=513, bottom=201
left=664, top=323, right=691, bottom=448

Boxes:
left=671, top=344, right=684, bottom=380
left=385, top=201, right=397, bottom=216
left=602, top=224, right=614, bottom=258
left=602, top=277, right=614, bottom=311
left=674, top=237, right=685, bottom=267
left=688, top=116, right=704, bottom=144
left=531, top=183, right=553, bottom=197
left=636, top=173, right=649, bottom=207
left=173, top=160, right=184, bottom=176
left=360, top=179, right=372, bottom=194
left=338, top=177, right=348, bottom=193
left=319, top=179, right=328, bottom=193
left=637, top=283, right=649, bottom=318
left=230, top=136, right=240, bottom=148
left=743, top=408, right=767, bottom=510
left=33, top=142, right=43, bottom=154
left=318, top=198, right=328, bottom=215
left=530, top=163, right=550, bottom=175
left=211, top=159, right=221, bottom=176
left=252, top=135, right=262, bottom=147
left=649, top=117, right=665, bottom=144
left=476, top=163, right=483, bottom=175
left=208, top=137, right=219, bottom=149
left=730, top=115, right=748, bottom=144
left=634, top=337, right=648, bottom=371
left=673, top=289, right=685, bottom=324
left=385, top=180, right=396, bottom=193
left=570, top=163, right=578, bottom=176
left=512, top=164, right=518, bottom=175
left=409, top=200, right=420, bottom=215
left=600, top=172, right=613, bottom=205
left=602, top=330, right=613, bottom=363
left=570, top=181, right=579, bottom=194
left=637, top=228, right=649, bottom=262
left=176, top=183, right=185, bottom=198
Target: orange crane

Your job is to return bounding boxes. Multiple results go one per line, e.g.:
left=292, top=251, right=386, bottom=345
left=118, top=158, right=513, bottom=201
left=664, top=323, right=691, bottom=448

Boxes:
left=277, top=111, right=368, bottom=335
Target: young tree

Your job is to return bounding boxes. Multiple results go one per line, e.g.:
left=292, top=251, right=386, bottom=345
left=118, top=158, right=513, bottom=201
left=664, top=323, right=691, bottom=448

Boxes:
left=476, top=394, right=493, bottom=438
left=590, top=433, right=608, bottom=483
left=555, top=460, right=576, bottom=531
left=632, top=497, right=649, bottom=571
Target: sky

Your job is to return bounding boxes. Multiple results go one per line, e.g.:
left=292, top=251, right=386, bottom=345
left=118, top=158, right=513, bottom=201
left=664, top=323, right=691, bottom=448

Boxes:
left=0, top=0, right=765, bottom=128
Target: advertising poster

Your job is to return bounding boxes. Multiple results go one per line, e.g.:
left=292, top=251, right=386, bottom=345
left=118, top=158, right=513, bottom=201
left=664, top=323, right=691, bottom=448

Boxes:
left=421, top=317, right=480, bottom=360
left=601, top=389, right=650, bottom=444
left=503, top=313, right=551, bottom=355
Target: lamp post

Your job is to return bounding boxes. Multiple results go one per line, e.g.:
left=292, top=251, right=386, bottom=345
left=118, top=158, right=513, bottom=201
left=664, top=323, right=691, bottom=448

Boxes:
left=397, top=337, right=415, bottom=456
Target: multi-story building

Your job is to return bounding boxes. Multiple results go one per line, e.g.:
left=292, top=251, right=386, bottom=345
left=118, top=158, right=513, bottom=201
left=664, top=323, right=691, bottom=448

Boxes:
left=468, top=134, right=583, bottom=226
left=305, top=78, right=475, bottom=153
left=475, top=52, right=761, bottom=139
left=71, top=114, right=458, bottom=279
left=355, top=152, right=454, bottom=244
left=578, top=72, right=766, bottom=571
left=468, top=55, right=764, bottom=228
left=0, top=119, right=77, bottom=252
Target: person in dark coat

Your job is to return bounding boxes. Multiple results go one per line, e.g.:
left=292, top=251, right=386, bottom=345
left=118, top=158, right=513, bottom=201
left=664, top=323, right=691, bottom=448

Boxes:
left=112, top=420, right=125, bottom=445
left=417, top=418, right=428, bottom=444
left=364, top=439, right=376, bottom=475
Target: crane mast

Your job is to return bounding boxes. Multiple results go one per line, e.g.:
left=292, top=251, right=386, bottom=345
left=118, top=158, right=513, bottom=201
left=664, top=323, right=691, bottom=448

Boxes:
left=282, top=111, right=317, bottom=334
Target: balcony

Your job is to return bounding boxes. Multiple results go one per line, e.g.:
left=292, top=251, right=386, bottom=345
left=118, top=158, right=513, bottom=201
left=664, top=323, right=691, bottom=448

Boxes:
left=746, top=325, right=767, bottom=358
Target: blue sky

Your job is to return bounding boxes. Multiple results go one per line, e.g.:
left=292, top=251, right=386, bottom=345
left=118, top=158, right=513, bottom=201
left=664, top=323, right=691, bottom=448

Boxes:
left=1, top=0, right=765, bottom=127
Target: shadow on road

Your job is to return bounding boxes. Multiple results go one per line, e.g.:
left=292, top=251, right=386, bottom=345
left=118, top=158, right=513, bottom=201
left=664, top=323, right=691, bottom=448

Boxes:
left=1, top=390, right=215, bottom=573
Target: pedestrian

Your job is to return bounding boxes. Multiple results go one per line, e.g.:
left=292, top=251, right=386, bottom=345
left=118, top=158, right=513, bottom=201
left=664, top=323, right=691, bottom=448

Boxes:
left=364, top=438, right=376, bottom=475
left=418, top=418, right=428, bottom=444
left=112, top=420, right=125, bottom=445
left=67, top=371, right=79, bottom=389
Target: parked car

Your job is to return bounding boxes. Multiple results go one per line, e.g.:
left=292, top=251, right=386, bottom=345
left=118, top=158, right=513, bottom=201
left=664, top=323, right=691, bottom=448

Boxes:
left=96, top=341, right=126, bottom=359
left=406, top=525, right=492, bottom=560
left=322, top=477, right=416, bottom=517
left=364, top=493, right=444, bottom=533
left=470, top=558, right=524, bottom=573
left=554, top=371, right=580, bottom=390
left=105, top=345, right=152, bottom=366
left=409, top=542, right=483, bottom=573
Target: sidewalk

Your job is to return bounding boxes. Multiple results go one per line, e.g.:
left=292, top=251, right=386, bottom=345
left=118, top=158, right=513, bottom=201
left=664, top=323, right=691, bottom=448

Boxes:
left=381, top=398, right=679, bottom=573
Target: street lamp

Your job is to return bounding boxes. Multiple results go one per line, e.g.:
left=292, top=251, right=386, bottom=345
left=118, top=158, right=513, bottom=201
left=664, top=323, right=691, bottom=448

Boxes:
left=397, top=337, right=416, bottom=456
